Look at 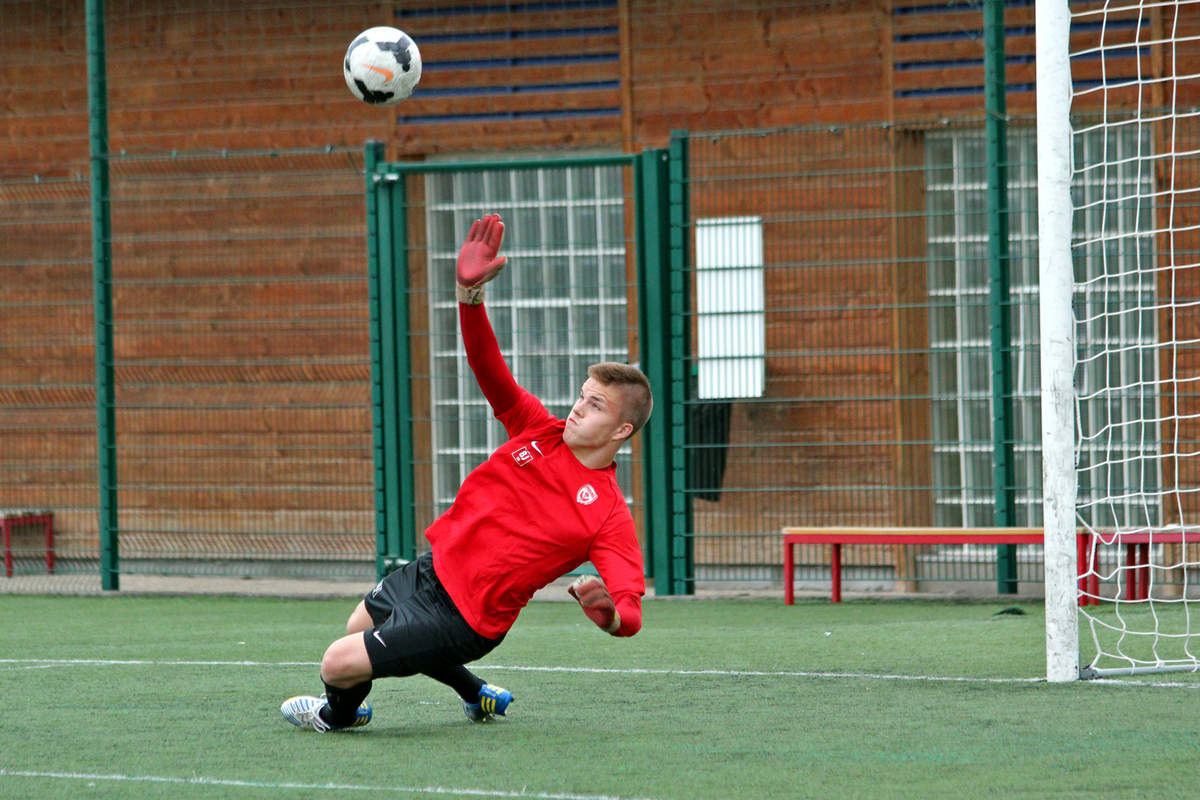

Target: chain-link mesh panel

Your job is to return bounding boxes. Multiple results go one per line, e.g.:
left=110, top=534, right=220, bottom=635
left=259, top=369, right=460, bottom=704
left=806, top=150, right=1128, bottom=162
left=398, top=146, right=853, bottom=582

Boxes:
left=0, top=177, right=97, bottom=584
left=384, top=160, right=644, bottom=558
left=107, top=148, right=374, bottom=579
left=680, top=122, right=1049, bottom=590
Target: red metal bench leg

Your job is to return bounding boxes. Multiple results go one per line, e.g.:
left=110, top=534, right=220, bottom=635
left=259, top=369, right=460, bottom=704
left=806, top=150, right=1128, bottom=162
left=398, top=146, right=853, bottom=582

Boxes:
left=44, top=514, right=54, bottom=575
left=1138, top=542, right=1149, bottom=600
left=1078, top=532, right=1101, bottom=607
left=1122, top=543, right=1151, bottom=601
left=2, top=518, right=11, bottom=579
left=1077, top=533, right=1089, bottom=606
left=1123, top=544, right=1132, bottom=599
left=784, top=539, right=794, bottom=605
left=831, top=543, right=842, bottom=602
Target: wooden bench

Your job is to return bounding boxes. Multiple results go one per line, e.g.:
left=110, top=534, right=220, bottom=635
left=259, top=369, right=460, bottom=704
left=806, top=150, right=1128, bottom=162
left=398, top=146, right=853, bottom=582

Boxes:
left=782, top=527, right=1047, bottom=603
left=2, top=509, right=54, bottom=578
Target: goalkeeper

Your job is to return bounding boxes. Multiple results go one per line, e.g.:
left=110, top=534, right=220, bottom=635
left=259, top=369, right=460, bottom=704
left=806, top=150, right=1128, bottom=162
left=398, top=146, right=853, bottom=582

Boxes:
left=281, top=213, right=650, bottom=732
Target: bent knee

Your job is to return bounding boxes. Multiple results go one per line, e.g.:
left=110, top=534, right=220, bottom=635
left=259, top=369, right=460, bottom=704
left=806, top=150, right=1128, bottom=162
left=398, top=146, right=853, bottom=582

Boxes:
left=320, top=635, right=373, bottom=687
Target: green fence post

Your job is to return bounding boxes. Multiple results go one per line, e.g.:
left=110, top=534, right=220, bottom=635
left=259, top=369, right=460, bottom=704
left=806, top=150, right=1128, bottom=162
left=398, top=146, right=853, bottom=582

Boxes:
left=985, top=0, right=1018, bottom=592
left=365, top=141, right=392, bottom=578
left=87, top=0, right=118, bottom=590
left=667, top=131, right=694, bottom=595
left=388, top=175, right=417, bottom=563
left=368, top=152, right=418, bottom=577
left=638, top=148, right=681, bottom=594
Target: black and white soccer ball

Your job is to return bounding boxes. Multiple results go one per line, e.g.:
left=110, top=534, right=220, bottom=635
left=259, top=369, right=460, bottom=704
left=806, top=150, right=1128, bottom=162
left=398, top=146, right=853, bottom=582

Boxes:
left=343, top=26, right=422, bottom=106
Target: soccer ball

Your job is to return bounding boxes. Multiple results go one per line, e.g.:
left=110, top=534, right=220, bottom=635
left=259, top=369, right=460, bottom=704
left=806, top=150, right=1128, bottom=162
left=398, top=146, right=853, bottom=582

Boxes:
left=343, top=27, right=422, bottom=106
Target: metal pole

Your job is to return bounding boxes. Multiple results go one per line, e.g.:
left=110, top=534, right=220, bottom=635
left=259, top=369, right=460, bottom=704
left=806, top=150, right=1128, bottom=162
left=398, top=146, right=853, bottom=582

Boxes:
left=985, top=0, right=1018, bottom=592
left=638, top=148, right=676, bottom=593
left=667, top=131, right=694, bottom=595
left=374, top=156, right=404, bottom=577
left=86, top=0, right=118, bottom=590
left=389, top=174, right=417, bottom=563
left=365, top=140, right=390, bottom=578
left=1036, top=0, right=1080, bottom=683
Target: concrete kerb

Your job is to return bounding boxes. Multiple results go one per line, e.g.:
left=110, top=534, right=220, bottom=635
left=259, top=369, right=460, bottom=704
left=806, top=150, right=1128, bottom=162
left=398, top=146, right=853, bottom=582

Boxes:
left=0, top=572, right=1036, bottom=602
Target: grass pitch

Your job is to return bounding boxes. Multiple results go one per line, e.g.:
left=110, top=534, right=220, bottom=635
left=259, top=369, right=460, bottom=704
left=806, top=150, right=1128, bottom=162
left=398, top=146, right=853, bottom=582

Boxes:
left=1, top=594, right=1197, bottom=799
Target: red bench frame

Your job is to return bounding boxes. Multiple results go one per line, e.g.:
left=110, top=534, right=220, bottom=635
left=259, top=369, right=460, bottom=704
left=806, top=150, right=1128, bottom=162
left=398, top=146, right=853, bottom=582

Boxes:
left=1076, top=530, right=1200, bottom=605
left=784, top=526, right=1191, bottom=604
left=2, top=510, right=54, bottom=578
left=783, top=527, right=1050, bottom=603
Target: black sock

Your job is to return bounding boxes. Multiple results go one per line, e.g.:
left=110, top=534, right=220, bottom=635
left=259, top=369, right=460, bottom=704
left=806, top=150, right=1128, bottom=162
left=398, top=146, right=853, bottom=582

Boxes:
left=321, top=679, right=372, bottom=728
left=422, top=665, right=484, bottom=703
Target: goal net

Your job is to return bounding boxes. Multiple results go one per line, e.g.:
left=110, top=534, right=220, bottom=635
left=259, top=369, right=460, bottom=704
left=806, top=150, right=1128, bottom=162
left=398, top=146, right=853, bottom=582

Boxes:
left=1038, top=0, right=1200, bottom=679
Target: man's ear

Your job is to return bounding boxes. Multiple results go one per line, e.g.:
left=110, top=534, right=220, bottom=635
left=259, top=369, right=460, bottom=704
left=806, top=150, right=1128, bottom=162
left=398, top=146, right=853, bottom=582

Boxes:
left=611, top=421, right=634, bottom=442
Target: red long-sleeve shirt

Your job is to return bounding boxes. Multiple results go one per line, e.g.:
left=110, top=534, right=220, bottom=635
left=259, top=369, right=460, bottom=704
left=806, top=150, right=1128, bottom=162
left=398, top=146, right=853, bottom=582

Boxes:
left=426, top=301, right=645, bottom=639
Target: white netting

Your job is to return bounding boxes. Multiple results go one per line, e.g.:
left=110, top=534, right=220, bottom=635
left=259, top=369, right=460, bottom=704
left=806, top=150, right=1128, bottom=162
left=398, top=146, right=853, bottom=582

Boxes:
left=1069, top=0, right=1200, bottom=675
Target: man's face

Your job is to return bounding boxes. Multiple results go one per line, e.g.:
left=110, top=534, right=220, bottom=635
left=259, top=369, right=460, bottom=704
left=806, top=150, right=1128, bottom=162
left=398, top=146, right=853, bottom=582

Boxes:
left=563, top=377, right=632, bottom=450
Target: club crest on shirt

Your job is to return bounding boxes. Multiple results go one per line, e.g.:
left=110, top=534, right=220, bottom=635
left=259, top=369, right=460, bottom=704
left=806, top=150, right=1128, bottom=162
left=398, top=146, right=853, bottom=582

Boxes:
left=576, top=484, right=598, bottom=505
left=512, top=446, right=534, bottom=467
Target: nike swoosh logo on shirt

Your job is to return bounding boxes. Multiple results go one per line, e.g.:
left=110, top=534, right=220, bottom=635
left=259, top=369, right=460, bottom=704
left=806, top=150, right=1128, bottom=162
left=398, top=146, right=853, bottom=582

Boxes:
left=531, top=440, right=544, bottom=456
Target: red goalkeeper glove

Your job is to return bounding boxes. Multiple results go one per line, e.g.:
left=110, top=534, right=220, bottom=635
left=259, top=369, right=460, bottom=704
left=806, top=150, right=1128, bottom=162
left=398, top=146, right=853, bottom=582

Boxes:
left=455, top=213, right=507, bottom=304
left=568, top=575, right=621, bottom=634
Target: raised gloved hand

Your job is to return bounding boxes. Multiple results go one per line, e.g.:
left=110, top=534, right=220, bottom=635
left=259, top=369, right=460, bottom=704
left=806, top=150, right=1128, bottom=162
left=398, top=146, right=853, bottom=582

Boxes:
left=455, top=213, right=507, bottom=304
left=568, top=575, right=621, bottom=634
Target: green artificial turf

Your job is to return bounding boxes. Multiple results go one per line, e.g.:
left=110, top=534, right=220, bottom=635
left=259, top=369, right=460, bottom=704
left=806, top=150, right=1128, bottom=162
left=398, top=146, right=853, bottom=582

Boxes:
left=1, top=595, right=1196, bottom=799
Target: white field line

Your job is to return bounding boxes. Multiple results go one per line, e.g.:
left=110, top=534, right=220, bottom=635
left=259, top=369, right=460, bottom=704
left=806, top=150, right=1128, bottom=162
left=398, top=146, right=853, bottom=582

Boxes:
left=1088, top=677, right=1200, bottom=688
left=0, top=657, right=1037, bottom=683
left=0, top=768, right=657, bottom=800
left=3, top=658, right=1199, bottom=687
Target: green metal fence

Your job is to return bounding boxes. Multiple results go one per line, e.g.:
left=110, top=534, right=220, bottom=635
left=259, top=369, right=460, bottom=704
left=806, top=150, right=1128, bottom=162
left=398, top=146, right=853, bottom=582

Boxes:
left=4, top=120, right=1066, bottom=598
left=364, top=147, right=691, bottom=588
left=672, top=121, right=1051, bottom=594
left=4, top=2, right=1160, bottom=598
left=102, top=148, right=376, bottom=584
left=9, top=119, right=1112, bottom=598
left=0, top=173, right=97, bottom=581
left=669, top=118, right=1162, bottom=595
left=363, top=122, right=1066, bottom=598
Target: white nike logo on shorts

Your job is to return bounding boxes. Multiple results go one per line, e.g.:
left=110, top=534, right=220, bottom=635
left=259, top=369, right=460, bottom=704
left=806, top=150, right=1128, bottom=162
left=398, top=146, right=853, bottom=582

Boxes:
left=372, top=630, right=386, bottom=647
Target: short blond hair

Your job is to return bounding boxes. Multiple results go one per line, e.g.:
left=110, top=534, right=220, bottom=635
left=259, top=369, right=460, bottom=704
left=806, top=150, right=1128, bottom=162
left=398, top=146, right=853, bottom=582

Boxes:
left=587, top=362, right=653, bottom=438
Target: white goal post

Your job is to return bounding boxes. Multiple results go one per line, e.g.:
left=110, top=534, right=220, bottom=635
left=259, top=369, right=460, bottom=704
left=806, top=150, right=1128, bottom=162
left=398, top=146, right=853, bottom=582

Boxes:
left=1036, top=0, right=1078, bottom=683
left=1039, top=0, right=1200, bottom=680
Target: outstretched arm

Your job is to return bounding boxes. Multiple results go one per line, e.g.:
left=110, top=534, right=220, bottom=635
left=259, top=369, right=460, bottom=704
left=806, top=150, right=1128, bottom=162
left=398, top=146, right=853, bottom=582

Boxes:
left=456, top=214, right=521, bottom=416
left=459, top=303, right=521, bottom=417
left=568, top=575, right=642, bottom=637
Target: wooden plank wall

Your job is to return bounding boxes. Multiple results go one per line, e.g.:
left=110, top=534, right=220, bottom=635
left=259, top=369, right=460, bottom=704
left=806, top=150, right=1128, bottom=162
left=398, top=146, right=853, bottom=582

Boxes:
left=1147, top=5, right=1200, bottom=528
left=626, top=0, right=891, bottom=143
left=0, top=2, right=90, bottom=179
left=106, top=151, right=374, bottom=562
left=389, top=0, right=624, bottom=152
left=2, top=2, right=96, bottom=556
left=1, top=1, right=394, bottom=562
left=100, top=0, right=396, bottom=153
left=0, top=173, right=97, bottom=557
left=684, top=125, right=912, bottom=567
left=2, top=0, right=1197, bottom=568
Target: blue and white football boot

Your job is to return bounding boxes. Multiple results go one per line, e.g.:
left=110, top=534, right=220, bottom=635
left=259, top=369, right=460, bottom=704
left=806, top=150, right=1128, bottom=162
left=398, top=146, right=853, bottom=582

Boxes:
left=280, top=695, right=372, bottom=732
left=462, top=683, right=513, bottom=723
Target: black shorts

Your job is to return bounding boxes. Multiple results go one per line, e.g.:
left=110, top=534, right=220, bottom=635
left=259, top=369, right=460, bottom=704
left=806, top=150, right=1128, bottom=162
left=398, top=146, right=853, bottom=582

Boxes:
left=361, top=552, right=503, bottom=678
